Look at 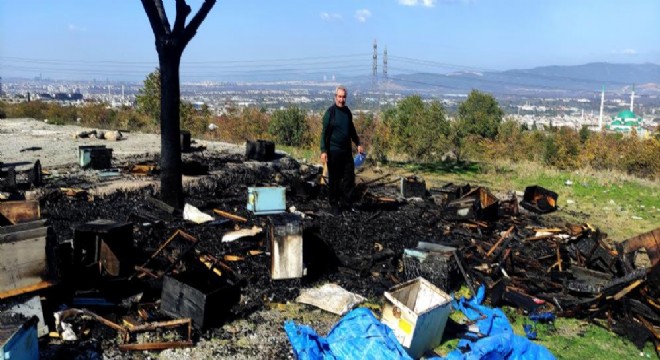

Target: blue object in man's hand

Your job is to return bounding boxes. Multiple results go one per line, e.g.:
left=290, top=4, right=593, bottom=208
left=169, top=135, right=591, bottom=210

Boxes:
left=354, top=152, right=366, bottom=168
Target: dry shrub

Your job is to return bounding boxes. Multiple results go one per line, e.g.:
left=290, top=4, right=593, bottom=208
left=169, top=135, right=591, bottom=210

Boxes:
left=214, top=107, right=271, bottom=144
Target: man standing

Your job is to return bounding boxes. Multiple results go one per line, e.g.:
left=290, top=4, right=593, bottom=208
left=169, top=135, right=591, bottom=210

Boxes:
left=320, top=85, right=364, bottom=214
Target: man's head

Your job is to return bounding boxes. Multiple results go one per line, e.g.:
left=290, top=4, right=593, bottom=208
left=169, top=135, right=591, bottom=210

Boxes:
left=334, top=85, right=347, bottom=108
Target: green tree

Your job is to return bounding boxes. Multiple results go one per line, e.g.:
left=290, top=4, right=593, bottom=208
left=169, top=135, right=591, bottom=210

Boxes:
left=135, top=69, right=161, bottom=126
left=141, top=0, right=217, bottom=208
left=382, top=95, right=450, bottom=162
left=268, top=106, right=308, bottom=146
left=579, top=125, right=590, bottom=144
left=457, top=90, right=504, bottom=140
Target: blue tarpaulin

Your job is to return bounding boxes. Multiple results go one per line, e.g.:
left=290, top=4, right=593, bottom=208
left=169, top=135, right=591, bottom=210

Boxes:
left=284, top=307, right=412, bottom=360
left=442, top=286, right=556, bottom=360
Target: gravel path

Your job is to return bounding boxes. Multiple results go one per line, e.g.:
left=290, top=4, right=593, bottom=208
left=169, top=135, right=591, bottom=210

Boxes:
left=0, top=118, right=243, bottom=169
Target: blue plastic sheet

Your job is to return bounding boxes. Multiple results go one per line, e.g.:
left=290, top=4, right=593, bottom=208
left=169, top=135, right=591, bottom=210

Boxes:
left=441, top=286, right=556, bottom=360
left=284, top=307, right=412, bottom=360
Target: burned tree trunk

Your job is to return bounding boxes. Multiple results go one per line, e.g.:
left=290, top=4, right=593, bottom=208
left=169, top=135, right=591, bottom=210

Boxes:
left=160, top=54, right=184, bottom=208
left=141, top=0, right=217, bottom=208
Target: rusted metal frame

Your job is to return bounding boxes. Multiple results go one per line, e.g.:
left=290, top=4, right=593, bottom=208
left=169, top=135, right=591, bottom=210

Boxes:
left=119, top=318, right=193, bottom=351
left=81, top=309, right=127, bottom=334
left=118, top=341, right=193, bottom=351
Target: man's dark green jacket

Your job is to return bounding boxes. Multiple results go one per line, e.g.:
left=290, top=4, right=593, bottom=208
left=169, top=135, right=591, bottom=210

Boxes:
left=320, top=105, right=360, bottom=154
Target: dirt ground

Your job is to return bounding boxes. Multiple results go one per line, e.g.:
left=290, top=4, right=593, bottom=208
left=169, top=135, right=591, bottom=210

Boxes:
left=1, top=118, right=342, bottom=359
left=0, top=118, right=243, bottom=168
left=3, top=118, right=656, bottom=359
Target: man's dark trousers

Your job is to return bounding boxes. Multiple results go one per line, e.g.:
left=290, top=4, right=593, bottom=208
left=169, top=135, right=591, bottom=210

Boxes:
left=327, top=150, right=355, bottom=209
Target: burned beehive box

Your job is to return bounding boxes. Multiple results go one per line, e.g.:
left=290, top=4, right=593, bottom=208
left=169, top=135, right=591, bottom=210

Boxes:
left=245, top=140, right=275, bottom=161
left=400, top=176, right=427, bottom=198
left=402, top=242, right=459, bottom=292
left=161, top=262, right=240, bottom=329
left=134, top=229, right=199, bottom=280
left=78, top=145, right=113, bottom=170
left=1, top=314, right=39, bottom=360
left=429, top=183, right=470, bottom=206
left=0, top=220, right=53, bottom=297
left=443, top=187, right=499, bottom=221
left=180, top=130, right=191, bottom=153
left=521, top=185, right=558, bottom=214
left=269, top=213, right=303, bottom=280
left=0, top=200, right=40, bottom=225
left=72, top=219, right=134, bottom=279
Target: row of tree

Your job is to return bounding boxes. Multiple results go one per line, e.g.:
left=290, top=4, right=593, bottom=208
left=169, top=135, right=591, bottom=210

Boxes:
left=2, top=88, right=658, bottom=180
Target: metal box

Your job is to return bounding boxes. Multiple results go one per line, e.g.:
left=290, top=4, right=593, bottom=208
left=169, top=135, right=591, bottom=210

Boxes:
left=381, top=277, right=452, bottom=359
left=269, top=213, right=303, bottom=280
left=247, top=187, right=286, bottom=215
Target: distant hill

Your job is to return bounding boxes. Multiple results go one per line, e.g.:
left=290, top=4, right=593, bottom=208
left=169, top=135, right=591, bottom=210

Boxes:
left=369, top=62, right=660, bottom=96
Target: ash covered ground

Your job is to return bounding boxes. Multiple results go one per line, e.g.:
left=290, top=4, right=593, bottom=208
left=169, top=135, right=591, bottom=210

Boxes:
left=31, top=147, right=557, bottom=359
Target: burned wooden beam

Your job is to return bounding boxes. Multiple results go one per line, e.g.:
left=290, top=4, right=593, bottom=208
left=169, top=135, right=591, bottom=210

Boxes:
left=213, top=208, right=247, bottom=223
left=486, top=225, right=514, bottom=258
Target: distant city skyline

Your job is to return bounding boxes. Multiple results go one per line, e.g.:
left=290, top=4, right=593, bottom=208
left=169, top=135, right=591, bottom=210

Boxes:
left=1, top=0, right=659, bottom=82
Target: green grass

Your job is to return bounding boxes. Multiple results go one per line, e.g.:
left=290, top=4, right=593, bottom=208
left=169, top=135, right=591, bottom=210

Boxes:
left=284, top=151, right=659, bottom=358
left=384, top=160, right=659, bottom=241
left=435, top=308, right=658, bottom=359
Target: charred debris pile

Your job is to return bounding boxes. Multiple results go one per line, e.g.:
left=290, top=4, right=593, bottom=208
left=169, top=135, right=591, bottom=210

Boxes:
left=1, top=148, right=658, bottom=354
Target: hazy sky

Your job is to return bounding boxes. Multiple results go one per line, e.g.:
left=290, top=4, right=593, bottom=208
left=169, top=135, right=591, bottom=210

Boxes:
left=1, top=0, right=658, bottom=81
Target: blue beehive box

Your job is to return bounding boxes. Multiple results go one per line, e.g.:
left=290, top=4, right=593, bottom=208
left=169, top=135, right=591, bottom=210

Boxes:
left=1, top=315, right=39, bottom=360
left=247, top=187, right=286, bottom=215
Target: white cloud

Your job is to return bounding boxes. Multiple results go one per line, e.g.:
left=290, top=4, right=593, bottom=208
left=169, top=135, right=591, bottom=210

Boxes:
left=355, top=9, right=372, bottom=23
left=398, top=0, right=436, bottom=7
left=320, top=12, right=342, bottom=22
left=621, top=49, right=637, bottom=55
left=67, top=24, right=87, bottom=32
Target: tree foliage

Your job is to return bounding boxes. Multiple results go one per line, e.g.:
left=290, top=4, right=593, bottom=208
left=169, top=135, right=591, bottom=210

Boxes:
left=135, top=68, right=161, bottom=125
left=382, top=95, right=450, bottom=161
left=457, top=90, right=504, bottom=140
left=268, top=106, right=308, bottom=147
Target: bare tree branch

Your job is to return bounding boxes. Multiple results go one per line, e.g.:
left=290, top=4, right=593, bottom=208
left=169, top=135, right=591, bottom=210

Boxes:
left=141, top=0, right=171, bottom=38
left=181, top=0, right=217, bottom=45
left=173, top=0, right=191, bottom=35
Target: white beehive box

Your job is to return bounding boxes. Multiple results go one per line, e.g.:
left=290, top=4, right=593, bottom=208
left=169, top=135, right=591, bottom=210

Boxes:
left=381, top=277, right=452, bottom=359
